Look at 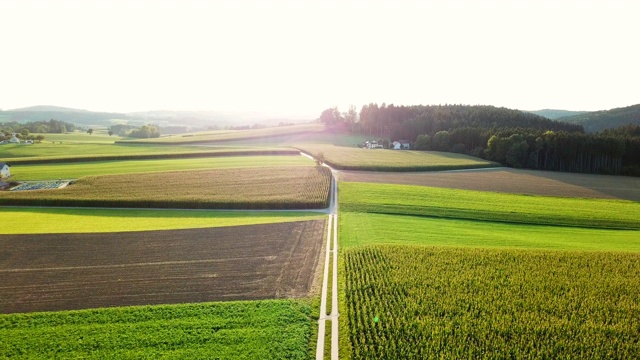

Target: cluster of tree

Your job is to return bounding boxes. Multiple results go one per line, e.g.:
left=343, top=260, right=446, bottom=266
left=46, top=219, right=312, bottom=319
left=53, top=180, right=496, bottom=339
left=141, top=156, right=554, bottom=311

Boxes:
left=1, top=130, right=45, bottom=143
left=107, top=124, right=161, bottom=138
left=319, top=106, right=357, bottom=132
left=319, top=104, right=640, bottom=176
left=554, top=104, right=640, bottom=132
left=0, top=119, right=77, bottom=134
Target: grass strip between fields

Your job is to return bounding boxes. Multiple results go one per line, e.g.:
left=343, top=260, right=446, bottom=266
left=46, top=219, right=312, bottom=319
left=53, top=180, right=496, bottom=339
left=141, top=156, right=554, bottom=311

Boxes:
left=340, top=182, right=640, bottom=230
left=0, top=300, right=313, bottom=359
left=0, top=208, right=323, bottom=234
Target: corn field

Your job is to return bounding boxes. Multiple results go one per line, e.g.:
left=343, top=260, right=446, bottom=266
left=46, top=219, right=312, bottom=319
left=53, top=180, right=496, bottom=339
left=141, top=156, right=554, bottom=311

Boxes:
left=344, top=246, right=640, bottom=359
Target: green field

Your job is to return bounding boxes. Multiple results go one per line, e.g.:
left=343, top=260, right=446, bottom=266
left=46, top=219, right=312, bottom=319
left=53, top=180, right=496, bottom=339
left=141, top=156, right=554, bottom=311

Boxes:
left=296, top=144, right=498, bottom=171
left=0, top=142, right=242, bottom=160
left=343, top=246, right=640, bottom=359
left=33, top=131, right=131, bottom=143
left=0, top=300, right=314, bottom=359
left=340, top=212, right=640, bottom=251
left=120, top=123, right=324, bottom=144
left=340, top=182, right=640, bottom=229
left=0, top=207, right=323, bottom=234
left=10, top=155, right=314, bottom=180
left=0, top=166, right=332, bottom=209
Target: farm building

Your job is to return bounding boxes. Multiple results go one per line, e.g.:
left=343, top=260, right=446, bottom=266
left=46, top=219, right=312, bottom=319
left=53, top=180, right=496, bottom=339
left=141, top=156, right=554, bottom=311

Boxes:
left=0, top=163, right=10, bottom=178
left=9, top=134, right=20, bottom=144
left=365, top=140, right=384, bottom=149
left=392, top=140, right=411, bottom=150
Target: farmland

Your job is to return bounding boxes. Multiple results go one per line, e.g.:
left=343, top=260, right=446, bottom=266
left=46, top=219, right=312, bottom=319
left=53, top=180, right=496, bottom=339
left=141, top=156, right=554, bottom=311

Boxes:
left=340, top=212, right=640, bottom=252
left=0, top=166, right=332, bottom=209
left=0, top=208, right=322, bottom=234
left=0, top=220, right=325, bottom=313
left=340, top=167, right=640, bottom=201
left=296, top=144, right=498, bottom=171
left=10, top=155, right=313, bottom=180
left=0, top=300, right=313, bottom=359
left=343, top=246, right=640, bottom=359
left=119, top=123, right=324, bottom=144
left=340, top=182, right=640, bottom=229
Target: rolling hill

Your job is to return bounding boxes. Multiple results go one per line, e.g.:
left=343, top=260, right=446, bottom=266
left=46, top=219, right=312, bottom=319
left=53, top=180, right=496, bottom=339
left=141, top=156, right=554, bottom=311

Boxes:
left=553, top=104, right=640, bottom=132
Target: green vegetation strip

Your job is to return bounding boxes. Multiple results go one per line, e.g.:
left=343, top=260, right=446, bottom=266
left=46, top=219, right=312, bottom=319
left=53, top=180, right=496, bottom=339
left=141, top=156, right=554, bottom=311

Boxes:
left=0, top=166, right=332, bottom=210
left=340, top=212, right=640, bottom=252
left=0, top=300, right=312, bottom=359
left=340, top=182, right=640, bottom=229
left=296, top=144, right=498, bottom=171
left=0, top=208, right=323, bottom=234
left=119, top=124, right=324, bottom=144
left=344, top=246, right=640, bottom=359
left=11, top=155, right=313, bottom=180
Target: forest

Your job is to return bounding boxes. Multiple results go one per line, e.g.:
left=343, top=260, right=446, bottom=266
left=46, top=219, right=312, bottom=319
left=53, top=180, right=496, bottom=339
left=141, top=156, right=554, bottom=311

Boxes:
left=320, top=104, right=640, bottom=176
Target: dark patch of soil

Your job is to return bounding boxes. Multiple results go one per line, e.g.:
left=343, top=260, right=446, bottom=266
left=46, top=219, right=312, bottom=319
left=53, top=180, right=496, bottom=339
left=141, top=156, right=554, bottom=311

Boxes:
left=0, top=220, right=325, bottom=313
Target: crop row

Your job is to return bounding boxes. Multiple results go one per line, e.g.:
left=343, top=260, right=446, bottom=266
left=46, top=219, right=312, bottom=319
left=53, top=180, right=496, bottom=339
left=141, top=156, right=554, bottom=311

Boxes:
left=5, top=149, right=300, bottom=165
left=0, top=166, right=332, bottom=209
left=343, top=246, right=640, bottom=359
left=296, top=145, right=498, bottom=171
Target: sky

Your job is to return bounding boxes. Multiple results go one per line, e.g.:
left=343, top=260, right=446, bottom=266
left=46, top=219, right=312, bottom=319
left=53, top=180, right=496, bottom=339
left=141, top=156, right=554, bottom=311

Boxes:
left=1, top=0, right=638, bottom=118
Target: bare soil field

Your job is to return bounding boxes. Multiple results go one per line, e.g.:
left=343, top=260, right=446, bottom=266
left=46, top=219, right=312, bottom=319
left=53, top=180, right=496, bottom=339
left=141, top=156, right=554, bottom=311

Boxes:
left=0, top=220, right=325, bottom=314
left=339, top=168, right=640, bottom=201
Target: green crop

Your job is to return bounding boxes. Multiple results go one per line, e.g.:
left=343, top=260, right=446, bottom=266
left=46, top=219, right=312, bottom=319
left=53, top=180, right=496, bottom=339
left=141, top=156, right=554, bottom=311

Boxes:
left=340, top=182, right=640, bottom=229
left=0, top=300, right=313, bottom=359
left=343, top=246, right=640, bottom=359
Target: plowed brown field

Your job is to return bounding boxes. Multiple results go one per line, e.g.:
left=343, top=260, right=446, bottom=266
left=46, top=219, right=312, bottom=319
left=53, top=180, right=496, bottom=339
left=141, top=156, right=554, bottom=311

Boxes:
left=0, top=220, right=325, bottom=313
left=339, top=168, right=640, bottom=201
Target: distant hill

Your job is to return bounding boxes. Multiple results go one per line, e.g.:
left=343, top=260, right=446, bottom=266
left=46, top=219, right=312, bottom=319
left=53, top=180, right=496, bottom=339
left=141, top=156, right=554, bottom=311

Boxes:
left=528, top=109, right=588, bottom=120
left=0, top=105, right=312, bottom=131
left=553, top=104, right=640, bottom=133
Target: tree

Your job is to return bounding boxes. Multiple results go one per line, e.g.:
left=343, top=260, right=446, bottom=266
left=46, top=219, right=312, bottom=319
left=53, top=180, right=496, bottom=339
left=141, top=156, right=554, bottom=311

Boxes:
left=87, top=129, right=94, bottom=135
left=108, top=130, right=114, bottom=136
left=35, top=135, right=45, bottom=143
left=21, top=129, right=29, bottom=137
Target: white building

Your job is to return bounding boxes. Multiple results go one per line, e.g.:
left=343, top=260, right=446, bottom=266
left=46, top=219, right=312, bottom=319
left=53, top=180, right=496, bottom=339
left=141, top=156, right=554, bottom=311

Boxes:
left=0, top=163, right=10, bottom=178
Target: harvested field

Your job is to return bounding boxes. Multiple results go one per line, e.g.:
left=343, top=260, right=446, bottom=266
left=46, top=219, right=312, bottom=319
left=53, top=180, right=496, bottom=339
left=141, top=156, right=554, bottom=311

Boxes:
left=340, top=168, right=640, bottom=201
left=296, top=144, right=498, bottom=171
left=0, top=166, right=332, bottom=209
left=0, top=220, right=325, bottom=313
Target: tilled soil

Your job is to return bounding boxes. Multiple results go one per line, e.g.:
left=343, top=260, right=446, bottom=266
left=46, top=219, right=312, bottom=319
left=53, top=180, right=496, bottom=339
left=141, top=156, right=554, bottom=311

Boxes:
left=0, top=220, right=325, bottom=313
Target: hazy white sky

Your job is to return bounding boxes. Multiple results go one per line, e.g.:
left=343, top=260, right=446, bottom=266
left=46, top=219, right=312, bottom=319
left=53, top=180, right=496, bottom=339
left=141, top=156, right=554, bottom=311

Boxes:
left=1, top=0, right=638, bottom=117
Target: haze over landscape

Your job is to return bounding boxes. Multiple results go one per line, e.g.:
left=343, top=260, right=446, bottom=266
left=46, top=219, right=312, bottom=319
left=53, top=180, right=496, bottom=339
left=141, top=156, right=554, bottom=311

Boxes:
left=1, top=0, right=638, bottom=118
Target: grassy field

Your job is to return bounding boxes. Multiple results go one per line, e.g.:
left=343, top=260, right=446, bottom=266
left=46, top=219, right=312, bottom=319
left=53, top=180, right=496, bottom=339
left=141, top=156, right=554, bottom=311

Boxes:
left=0, top=142, right=245, bottom=160
left=32, top=131, right=131, bottom=143
left=343, top=246, right=640, bottom=359
left=340, top=212, right=640, bottom=251
left=119, top=123, right=324, bottom=144
left=296, top=144, right=498, bottom=171
left=0, top=166, right=332, bottom=209
left=340, top=182, right=640, bottom=229
left=0, top=207, right=323, bottom=234
left=10, top=155, right=314, bottom=180
left=0, top=300, right=314, bottom=359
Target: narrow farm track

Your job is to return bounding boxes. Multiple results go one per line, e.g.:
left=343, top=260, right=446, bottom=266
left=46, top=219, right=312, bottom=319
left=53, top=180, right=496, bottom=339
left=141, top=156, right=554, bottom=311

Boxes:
left=316, top=168, right=339, bottom=360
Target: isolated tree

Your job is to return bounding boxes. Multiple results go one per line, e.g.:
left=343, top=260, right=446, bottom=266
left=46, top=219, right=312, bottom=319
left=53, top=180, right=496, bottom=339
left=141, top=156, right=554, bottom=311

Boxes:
left=108, top=130, right=113, bottom=136
left=20, top=129, right=29, bottom=137
left=35, top=135, right=45, bottom=143
left=87, top=129, right=94, bottom=135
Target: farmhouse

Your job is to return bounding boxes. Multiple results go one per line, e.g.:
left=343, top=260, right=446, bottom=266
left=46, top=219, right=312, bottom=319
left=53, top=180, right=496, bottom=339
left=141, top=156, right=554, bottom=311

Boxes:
left=9, top=133, right=19, bottom=144
left=0, top=162, right=10, bottom=178
left=392, top=140, right=411, bottom=150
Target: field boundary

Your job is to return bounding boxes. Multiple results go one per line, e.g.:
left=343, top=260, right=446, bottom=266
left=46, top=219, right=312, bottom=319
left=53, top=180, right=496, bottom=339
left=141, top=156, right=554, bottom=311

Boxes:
left=117, top=130, right=322, bottom=145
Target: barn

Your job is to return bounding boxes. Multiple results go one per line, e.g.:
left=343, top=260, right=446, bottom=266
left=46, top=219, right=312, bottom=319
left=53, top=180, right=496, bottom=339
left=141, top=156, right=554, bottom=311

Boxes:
left=0, top=163, right=10, bottom=178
